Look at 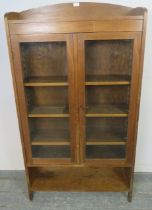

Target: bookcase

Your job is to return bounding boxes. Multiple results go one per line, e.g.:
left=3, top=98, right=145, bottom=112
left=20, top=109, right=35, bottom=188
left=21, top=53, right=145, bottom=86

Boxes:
left=5, top=3, right=147, bottom=201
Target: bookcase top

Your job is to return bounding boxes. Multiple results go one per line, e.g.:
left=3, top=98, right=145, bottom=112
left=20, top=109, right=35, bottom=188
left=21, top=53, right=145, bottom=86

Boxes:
left=5, top=3, right=147, bottom=22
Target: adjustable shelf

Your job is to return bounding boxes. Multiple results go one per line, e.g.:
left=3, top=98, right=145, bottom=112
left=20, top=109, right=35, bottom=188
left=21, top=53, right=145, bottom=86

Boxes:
left=24, top=76, right=68, bottom=87
left=86, top=140, right=126, bottom=146
left=31, top=129, right=70, bottom=146
left=85, top=75, right=131, bottom=86
left=85, top=104, right=128, bottom=117
left=86, top=129, right=127, bottom=145
left=28, top=105, right=69, bottom=118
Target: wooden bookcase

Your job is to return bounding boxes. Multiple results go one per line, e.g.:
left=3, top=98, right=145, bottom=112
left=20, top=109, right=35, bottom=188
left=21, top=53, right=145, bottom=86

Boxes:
left=5, top=3, right=147, bottom=201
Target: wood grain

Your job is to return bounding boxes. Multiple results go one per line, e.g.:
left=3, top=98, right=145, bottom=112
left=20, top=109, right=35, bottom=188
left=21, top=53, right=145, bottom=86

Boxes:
left=30, top=166, right=129, bottom=192
left=9, top=20, right=143, bottom=35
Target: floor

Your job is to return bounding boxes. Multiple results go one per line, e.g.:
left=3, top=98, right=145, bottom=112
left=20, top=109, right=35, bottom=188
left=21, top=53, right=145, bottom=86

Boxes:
left=0, top=171, right=152, bottom=210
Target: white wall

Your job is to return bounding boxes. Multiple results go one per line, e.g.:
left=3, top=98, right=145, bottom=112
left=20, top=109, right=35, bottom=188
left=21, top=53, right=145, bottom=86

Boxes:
left=0, top=0, right=152, bottom=171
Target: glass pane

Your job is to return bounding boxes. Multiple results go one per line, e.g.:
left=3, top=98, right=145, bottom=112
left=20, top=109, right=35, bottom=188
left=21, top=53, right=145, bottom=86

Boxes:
left=32, top=146, right=70, bottom=158
left=29, top=118, right=70, bottom=141
left=86, top=86, right=129, bottom=115
left=86, top=118, right=128, bottom=142
left=26, top=86, right=69, bottom=115
left=85, top=39, right=133, bottom=81
left=20, top=41, right=71, bottom=160
left=30, top=118, right=71, bottom=158
left=20, top=42, right=67, bottom=83
left=86, top=146, right=126, bottom=159
left=85, top=39, right=133, bottom=160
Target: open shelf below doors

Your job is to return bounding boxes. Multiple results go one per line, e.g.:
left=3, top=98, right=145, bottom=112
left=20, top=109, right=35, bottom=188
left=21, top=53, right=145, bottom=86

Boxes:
left=30, top=166, right=130, bottom=192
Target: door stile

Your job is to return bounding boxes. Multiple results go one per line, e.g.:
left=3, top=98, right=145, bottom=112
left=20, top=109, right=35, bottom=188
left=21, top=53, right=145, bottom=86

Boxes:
left=10, top=35, right=33, bottom=164
left=66, top=34, right=78, bottom=163
left=126, top=33, right=142, bottom=164
left=73, top=33, right=85, bottom=164
left=77, top=34, right=86, bottom=164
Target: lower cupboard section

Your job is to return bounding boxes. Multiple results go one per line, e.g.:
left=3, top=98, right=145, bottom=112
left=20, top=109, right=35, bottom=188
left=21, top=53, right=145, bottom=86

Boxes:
left=29, top=166, right=131, bottom=192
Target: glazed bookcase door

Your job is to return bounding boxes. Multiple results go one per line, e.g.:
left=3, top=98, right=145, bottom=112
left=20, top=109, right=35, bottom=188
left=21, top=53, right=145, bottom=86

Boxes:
left=10, top=34, right=77, bottom=165
left=78, top=32, right=141, bottom=164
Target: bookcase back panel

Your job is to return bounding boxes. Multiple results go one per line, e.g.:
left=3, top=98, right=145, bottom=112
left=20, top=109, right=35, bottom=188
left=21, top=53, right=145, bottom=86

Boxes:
left=86, top=145, right=126, bottom=159
left=85, top=39, right=133, bottom=77
left=86, top=118, right=128, bottom=141
left=26, top=87, right=68, bottom=108
left=85, top=117, right=127, bottom=159
left=29, top=118, right=71, bottom=158
left=25, top=87, right=69, bottom=118
left=29, top=118, right=70, bottom=136
left=20, top=42, right=67, bottom=80
left=86, top=86, right=130, bottom=105
left=32, top=145, right=71, bottom=158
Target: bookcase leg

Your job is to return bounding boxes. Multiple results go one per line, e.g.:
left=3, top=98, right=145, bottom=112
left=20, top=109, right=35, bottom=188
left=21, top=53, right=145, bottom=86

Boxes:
left=127, top=191, right=132, bottom=202
left=28, top=189, right=34, bottom=201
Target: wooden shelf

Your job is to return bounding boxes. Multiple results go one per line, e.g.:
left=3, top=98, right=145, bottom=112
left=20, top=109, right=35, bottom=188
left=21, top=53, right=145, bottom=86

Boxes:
left=30, top=166, right=129, bottom=192
left=86, top=129, right=127, bottom=145
left=86, top=104, right=128, bottom=117
left=31, top=129, right=70, bottom=146
left=24, top=76, right=68, bottom=86
left=86, top=141, right=126, bottom=146
left=28, top=105, right=69, bottom=118
left=85, top=75, right=131, bottom=86
left=86, top=141, right=126, bottom=145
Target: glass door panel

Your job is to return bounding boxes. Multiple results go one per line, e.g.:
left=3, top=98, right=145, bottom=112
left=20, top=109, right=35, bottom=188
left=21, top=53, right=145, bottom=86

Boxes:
left=78, top=33, right=135, bottom=161
left=18, top=34, right=75, bottom=162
